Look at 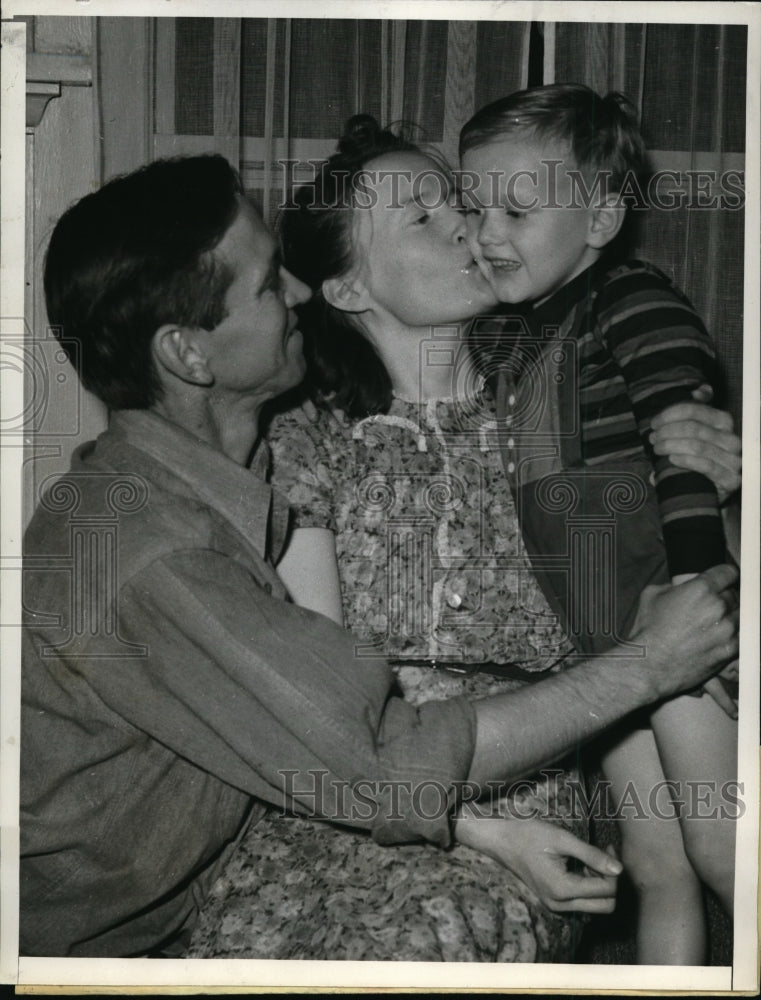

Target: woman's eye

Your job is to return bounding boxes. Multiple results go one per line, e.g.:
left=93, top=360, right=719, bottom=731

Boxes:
left=413, top=212, right=430, bottom=225
left=457, top=206, right=480, bottom=216
left=506, top=210, right=526, bottom=220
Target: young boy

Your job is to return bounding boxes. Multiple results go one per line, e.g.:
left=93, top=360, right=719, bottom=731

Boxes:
left=458, top=84, right=737, bottom=965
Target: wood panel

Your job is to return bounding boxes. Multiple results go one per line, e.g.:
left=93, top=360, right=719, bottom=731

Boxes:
left=27, top=19, right=106, bottom=524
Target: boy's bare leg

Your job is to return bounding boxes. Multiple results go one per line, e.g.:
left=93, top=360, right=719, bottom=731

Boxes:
left=601, top=727, right=706, bottom=965
left=651, top=693, right=738, bottom=914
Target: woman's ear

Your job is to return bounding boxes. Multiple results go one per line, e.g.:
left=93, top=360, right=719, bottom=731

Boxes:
left=587, top=200, right=626, bottom=250
left=322, top=274, right=370, bottom=314
left=152, top=325, right=214, bottom=386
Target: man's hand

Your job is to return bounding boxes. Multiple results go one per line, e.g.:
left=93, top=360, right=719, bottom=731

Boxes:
left=630, top=564, right=739, bottom=701
left=650, top=385, right=741, bottom=503
left=454, top=812, right=621, bottom=914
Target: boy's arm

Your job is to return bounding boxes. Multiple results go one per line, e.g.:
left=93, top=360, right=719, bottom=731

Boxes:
left=597, top=265, right=726, bottom=577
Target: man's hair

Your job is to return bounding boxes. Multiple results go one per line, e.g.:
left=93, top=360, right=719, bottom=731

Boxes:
left=44, top=154, right=244, bottom=410
left=459, top=83, right=648, bottom=196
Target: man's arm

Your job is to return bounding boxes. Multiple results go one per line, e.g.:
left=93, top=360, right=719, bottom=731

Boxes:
left=650, top=388, right=741, bottom=505
left=82, top=553, right=736, bottom=846
left=467, top=565, right=738, bottom=786
left=82, top=548, right=476, bottom=848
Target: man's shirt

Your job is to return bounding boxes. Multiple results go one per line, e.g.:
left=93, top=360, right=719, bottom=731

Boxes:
left=21, top=409, right=476, bottom=956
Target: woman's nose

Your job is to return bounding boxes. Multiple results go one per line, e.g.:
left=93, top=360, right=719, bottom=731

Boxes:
left=282, top=267, right=311, bottom=307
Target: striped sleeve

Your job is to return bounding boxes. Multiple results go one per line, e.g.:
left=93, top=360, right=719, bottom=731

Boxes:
left=595, top=263, right=726, bottom=575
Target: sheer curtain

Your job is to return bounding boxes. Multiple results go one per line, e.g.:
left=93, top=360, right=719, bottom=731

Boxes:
left=98, top=17, right=531, bottom=221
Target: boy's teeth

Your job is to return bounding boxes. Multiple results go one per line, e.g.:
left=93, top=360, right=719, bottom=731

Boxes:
left=491, top=260, right=521, bottom=271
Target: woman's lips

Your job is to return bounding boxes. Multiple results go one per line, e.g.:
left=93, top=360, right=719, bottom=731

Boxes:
left=460, top=257, right=491, bottom=282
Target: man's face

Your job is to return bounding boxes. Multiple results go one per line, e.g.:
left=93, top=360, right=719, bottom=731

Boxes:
left=203, top=197, right=310, bottom=401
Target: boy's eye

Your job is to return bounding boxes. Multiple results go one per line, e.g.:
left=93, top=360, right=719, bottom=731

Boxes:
left=413, top=212, right=430, bottom=225
left=505, top=209, right=526, bottom=220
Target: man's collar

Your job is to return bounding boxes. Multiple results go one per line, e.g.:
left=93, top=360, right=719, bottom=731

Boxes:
left=106, top=409, right=289, bottom=563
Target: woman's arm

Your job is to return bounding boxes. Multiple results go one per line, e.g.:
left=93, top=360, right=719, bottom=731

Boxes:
left=276, top=526, right=344, bottom=626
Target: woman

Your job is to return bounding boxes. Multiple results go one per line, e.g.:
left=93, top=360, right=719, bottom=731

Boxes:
left=189, top=117, right=741, bottom=963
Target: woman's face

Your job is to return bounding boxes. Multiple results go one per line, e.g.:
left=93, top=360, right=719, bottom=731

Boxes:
left=350, top=151, right=499, bottom=326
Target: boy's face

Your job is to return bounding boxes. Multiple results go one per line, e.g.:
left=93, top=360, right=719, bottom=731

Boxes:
left=461, top=134, right=601, bottom=305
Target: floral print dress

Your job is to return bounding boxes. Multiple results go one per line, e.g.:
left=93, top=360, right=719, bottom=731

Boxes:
left=188, top=387, right=587, bottom=963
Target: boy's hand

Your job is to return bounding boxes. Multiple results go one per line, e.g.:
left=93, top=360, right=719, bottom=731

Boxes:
left=650, top=385, right=741, bottom=503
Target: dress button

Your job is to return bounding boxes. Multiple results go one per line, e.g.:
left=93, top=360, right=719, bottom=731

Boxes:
left=507, top=437, right=514, bottom=449
left=507, top=462, right=516, bottom=474
left=262, top=582, right=273, bottom=594
left=508, top=394, right=516, bottom=407
left=447, top=593, right=463, bottom=609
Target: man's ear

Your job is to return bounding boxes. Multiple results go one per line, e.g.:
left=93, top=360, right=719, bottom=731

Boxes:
left=152, top=325, right=214, bottom=387
left=322, top=274, right=370, bottom=314
left=587, top=200, right=626, bottom=250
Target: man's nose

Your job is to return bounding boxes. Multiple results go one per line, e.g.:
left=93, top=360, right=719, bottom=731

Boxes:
left=282, top=267, right=311, bottom=307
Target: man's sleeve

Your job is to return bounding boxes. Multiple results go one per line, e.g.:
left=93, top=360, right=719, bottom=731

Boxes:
left=78, top=548, right=477, bottom=847
left=596, top=266, right=726, bottom=575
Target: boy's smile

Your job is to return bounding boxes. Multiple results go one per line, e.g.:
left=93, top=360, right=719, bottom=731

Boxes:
left=461, top=136, right=603, bottom=305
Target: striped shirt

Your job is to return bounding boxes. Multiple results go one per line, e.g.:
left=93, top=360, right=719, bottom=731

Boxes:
left=499, top=259, right=725, bottom=576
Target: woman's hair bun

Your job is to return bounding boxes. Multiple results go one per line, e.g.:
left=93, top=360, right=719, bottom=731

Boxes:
left=338, top=114, right=385, bottom=156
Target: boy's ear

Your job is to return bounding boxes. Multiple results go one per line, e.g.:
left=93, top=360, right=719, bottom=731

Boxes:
left=322, top=273, right=370, bottom=314
left=587, top=200, right=626, bottom=250
left=152, top=325, right=214, bottom=386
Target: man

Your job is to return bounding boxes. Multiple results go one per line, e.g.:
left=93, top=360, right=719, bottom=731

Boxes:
left=21, top=155, right=739, bottom=957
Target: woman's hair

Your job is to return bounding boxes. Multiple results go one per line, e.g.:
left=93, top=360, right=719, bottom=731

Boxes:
left=459, top=83, right=648, bottom=197
left=45, top=154, right=243, bottom=410
left=279, top=114, right=422, bottom=418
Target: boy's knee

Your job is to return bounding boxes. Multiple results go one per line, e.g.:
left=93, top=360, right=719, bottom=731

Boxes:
left=681, top=822, right=735, bottom=895
left=620, top=830, right=695, bottom=894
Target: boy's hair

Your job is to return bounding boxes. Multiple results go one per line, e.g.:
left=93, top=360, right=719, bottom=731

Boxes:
left=459, top=83, right=648, bottom=196
left=44, top=154, right=243, bottom=411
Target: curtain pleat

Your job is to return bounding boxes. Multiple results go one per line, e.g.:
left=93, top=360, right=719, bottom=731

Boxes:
left=213, top=19, right=241, bottom=167
left=442, top=22, right=477, bottom=167
left=262, top=19, right=277, bottom=221
left=95, top=17, right=153, bottom=182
